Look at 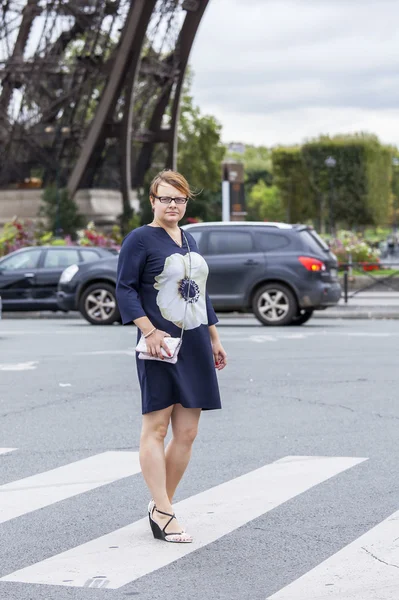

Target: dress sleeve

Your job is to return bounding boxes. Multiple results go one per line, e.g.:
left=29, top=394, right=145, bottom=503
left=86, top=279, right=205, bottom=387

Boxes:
left=185, top=231, right=219, bottom=326
left=206, top=293, right=219, bottom=326
left=116, top=229, right=147, bottom=325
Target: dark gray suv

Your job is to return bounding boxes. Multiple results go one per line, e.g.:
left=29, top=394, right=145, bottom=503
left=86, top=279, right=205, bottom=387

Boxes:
left=183, top=221, right=341, bottom=326
left=57, top=221, right=341, bottom=326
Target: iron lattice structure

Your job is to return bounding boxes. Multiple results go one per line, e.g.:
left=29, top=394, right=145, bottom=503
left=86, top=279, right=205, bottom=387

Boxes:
left=0, top=0, right=209, bottom=217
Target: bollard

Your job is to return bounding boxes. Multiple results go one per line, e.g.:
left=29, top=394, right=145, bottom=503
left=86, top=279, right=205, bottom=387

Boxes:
left=344, top=270, right=348, bottom=303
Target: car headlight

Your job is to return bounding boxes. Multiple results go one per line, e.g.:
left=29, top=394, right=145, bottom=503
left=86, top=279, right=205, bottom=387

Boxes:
left=59, top=264, right=79, bottom=284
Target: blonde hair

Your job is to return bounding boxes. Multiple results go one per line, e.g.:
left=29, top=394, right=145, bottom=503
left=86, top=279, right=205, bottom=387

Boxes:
left=149, top=169, right=195, bottom=199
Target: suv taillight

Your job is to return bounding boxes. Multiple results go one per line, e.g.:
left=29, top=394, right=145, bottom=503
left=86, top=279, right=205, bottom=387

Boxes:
left=298, top=256, right=326, bottom=271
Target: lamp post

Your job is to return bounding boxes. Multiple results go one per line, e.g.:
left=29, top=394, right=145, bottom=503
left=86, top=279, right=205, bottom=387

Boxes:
left=44, top=125, right=70, bottom=236
left=325, top=156, right=336, bottom=236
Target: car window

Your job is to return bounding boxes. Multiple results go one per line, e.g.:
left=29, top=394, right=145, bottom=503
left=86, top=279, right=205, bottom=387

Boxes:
left=187, top=230, right=203, bottom=251
left=256, top=232, right=291, bottom=251
left=43, top=249, right=80, bottom=269
left=207, top=231, right=254, bottom=254
left=80, top=249, right=101, bottom=263
left=299, top=230, right=327, bottom=255
left=0, top=249, right=42, bottom=271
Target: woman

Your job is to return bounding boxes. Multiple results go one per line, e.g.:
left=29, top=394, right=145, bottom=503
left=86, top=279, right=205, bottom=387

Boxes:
left=116, top=169, right=227, bottom=544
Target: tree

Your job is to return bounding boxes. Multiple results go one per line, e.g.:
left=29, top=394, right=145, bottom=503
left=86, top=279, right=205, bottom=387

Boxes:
left=247, top=182, right=285, bottom=222
left=272, top=147, right=314, bottom=224
left=301, top=134, right=392, bottom=229
left=39, top=185, right=84, bottom=239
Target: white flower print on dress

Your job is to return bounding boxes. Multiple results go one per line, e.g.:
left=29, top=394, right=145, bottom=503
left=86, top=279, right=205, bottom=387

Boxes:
left=154, top=252, right=209, bottom=329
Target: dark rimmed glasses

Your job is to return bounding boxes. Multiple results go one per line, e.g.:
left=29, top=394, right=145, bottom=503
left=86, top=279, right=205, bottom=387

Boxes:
left=152, top=194, right=188, bottom=205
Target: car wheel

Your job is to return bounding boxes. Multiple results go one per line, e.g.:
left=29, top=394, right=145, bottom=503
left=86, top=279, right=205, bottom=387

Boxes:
left=291, top=308, right=314, bottom=326
left=252, top=283, right=297, bottom=326
left=79, top=282, right=120, bottom=325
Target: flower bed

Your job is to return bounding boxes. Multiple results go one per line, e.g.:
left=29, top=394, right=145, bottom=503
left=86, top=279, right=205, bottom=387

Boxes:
left=324, top=230, right=380, bottom=270
left=0, top=218, right=122, bottom=257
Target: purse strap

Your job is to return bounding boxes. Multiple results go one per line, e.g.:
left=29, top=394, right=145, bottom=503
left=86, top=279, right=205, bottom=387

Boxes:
left=179, top=230, right=192, bottom=342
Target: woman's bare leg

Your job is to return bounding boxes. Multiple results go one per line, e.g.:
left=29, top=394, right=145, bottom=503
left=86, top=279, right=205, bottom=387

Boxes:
left=165, top=405, right=201, bottom=502
left=139, top=405, right=189, bottom=536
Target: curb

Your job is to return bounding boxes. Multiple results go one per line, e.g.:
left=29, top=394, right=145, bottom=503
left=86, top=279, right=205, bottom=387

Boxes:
left=1, top=311, right=82, bottom=320
left=2, top=309, right=399, bottom=321
left=313, top=310, right=399, bottom=319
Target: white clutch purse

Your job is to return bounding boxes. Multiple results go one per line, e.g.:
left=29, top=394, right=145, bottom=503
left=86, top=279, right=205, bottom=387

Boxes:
left=135, top=336, right=182, bottom=364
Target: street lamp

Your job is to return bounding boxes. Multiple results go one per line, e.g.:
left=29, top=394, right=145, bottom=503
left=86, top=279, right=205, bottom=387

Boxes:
left=325, top=156, right=336, bottom=236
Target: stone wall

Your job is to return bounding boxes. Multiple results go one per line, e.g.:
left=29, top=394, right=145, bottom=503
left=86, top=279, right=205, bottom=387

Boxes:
left=0, top=189, right=140, bottom=229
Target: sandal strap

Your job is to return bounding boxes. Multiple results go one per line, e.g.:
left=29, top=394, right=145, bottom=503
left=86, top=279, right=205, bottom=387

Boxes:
left=154, top=507, right=175, bottom=518
left=154, top=507, right=177, bottom=533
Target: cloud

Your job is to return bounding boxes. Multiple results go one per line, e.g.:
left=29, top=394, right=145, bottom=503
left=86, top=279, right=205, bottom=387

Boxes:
left=189, top=0, right=399, bottom=146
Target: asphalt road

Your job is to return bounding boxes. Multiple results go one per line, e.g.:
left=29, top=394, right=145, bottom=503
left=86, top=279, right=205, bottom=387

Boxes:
left=0, top=317, right=398, bottom=600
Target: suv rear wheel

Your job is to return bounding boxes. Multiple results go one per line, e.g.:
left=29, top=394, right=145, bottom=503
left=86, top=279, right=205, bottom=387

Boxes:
left=291, top=308, right=314, bottom=325
left=252, top=283, right=297, bottom=326
left=79, top=282, right=120, bottom=325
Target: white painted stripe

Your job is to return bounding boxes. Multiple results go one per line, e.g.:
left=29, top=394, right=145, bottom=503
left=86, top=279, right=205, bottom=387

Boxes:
left=1, top=455, right=366, bottom=589
left=0, top=448, right=17, bottom=456
left=0, top=451, right=140, bottom=525
left=0, top=361, right=39, bottom=371
left=268, top=508, right=399, bottom=600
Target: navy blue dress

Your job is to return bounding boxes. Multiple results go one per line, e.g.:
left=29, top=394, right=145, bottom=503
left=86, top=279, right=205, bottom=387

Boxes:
left=116, top=225, right=222, bottom=414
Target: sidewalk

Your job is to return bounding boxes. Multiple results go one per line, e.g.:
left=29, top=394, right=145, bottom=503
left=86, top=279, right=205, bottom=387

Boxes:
left=314, top=292, right=399, bottom=319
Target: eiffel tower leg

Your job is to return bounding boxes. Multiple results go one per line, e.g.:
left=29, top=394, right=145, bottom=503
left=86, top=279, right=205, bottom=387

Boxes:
left=67, top=0, right=157, bottom=201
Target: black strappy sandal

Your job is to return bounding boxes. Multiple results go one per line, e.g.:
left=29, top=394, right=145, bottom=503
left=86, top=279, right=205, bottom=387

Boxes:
left=149, top=506, right=193, bottom=543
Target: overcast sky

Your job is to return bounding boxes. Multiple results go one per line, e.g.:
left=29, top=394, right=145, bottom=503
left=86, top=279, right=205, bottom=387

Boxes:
left=189, top=0, right=399, bottom=148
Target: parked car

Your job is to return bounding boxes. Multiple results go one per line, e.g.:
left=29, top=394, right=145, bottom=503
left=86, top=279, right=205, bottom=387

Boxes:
left=57, top=222, right=341, bottom=326
left=0, top=246, right=117, bottom=312
left=57, top=255, right=120, bottom=325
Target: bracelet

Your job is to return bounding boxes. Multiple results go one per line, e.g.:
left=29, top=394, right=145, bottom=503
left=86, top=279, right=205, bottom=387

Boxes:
left=143, top=327, right=157, bottom=339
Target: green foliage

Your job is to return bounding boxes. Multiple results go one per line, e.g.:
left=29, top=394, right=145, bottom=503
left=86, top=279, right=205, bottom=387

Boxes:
left=301, top=134, right=392, bottom=229
left=271, top=147, right=314, bottom=223
left=126, top=213, right=141, bottom=232
left=268, top=134, right=395, bottom=229
left=247, top=182, right=285, bottom=222
left=39, top=185, right=85, bottom=239
left=391, top=154, right=399, bottom=227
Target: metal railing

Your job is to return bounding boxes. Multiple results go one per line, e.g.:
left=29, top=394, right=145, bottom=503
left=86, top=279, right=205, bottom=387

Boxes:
left=339, top=261, right=399, bottom=303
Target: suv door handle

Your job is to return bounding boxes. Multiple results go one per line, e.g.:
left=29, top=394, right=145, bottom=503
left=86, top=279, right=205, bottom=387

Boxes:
left=244, top=259, right=260, bottom=266
left=24, top=273, right=35, bottom=278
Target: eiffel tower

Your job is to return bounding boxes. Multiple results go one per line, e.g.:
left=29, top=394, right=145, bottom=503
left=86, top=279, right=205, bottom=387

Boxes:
left=0, top=0, right=209, bottom=224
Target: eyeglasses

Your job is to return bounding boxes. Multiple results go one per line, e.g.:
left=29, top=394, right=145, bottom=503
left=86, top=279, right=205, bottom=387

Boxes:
left=152, top=195, right=188, bottom=205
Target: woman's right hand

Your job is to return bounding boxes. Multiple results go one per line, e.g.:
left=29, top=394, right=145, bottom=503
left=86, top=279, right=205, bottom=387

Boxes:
left=144, top=329, right=171, bottom=359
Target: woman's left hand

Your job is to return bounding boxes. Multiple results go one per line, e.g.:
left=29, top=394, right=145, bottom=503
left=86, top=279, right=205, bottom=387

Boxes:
left=212, top=341, right=227, bottom=371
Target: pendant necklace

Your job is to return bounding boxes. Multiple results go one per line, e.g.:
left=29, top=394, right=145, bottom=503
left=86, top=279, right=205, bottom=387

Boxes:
left=154, top=219, right=182, bottom=247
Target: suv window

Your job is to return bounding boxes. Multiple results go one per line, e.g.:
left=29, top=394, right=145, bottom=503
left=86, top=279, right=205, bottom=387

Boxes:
left=188, top=230, right=204, bottom=252
left=299, top=230, right=327, bottom=255
left=0, top=249, right=42, bottom=270
left=43, top=249, right=80, bottom=268
left=256, top=231, right=291, bottom=251
left=80, top=249, right=101, bottom=262
left=207, top=230, right=254, bottom=254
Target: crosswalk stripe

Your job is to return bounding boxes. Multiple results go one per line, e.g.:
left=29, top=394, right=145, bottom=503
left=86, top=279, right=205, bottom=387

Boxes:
left=0, top=455, right=366, bottom=589
left=0, top=451, right=141, bottom=525
left=267, top=507, right=399, bottom=600
left=0, top=448, right=17, bottom=456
